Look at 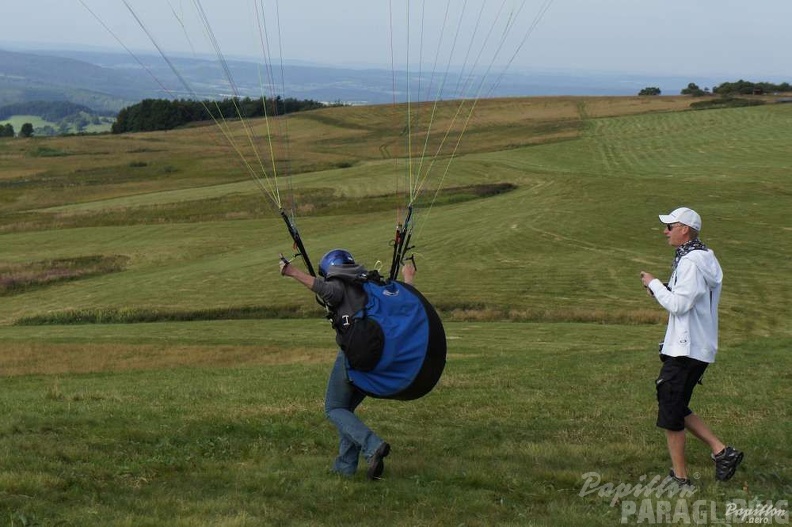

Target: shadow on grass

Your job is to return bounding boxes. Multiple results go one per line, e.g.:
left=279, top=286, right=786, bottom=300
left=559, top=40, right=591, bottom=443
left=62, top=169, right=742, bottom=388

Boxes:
left=0, top=255, right=129, bottom=296
left=0, top=183, right=517, bottom=233
left=14, top=301, right=664, bottom=326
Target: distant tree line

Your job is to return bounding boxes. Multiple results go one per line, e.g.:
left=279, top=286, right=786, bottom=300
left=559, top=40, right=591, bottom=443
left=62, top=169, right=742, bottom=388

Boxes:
left=639, top=79, right=791, bottom=97
left=712, top=80, right=791, bottom=95
left=681, top=80, right=791, bottom=97
left=112, top=96, right=330, bottom=134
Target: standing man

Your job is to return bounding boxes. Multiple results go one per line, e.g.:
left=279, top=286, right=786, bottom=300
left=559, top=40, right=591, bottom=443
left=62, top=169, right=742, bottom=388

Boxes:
left=640, top=207, right=743, bottom=485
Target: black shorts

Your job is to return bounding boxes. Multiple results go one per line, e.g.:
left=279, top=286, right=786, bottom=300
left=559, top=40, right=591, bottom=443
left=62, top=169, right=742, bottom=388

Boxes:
left=655, top=356, right=709, bottom=431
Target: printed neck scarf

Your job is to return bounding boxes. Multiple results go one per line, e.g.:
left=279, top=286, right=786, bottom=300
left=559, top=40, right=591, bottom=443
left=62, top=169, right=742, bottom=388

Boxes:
left=673, top=238, right=708, bottom=271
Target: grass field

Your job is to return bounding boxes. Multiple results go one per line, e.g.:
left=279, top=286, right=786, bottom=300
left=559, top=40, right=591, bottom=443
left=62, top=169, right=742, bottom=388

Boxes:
left=1, top=96, right=790, bottom=526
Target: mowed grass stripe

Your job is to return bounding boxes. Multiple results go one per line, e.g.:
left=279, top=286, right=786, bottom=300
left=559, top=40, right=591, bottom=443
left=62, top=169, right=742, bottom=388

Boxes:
left=585, top=105, right=792, bottom=178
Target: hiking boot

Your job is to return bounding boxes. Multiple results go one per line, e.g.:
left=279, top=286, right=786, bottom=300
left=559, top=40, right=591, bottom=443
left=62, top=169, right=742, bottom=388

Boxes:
left=366, top=442, right=390, bottom=480
left=712, top=446, right=743, bottom=481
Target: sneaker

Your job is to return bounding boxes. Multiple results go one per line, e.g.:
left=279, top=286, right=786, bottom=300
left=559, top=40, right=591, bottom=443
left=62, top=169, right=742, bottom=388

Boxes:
left=667, top=469, right=692, bottom=487
left=366, top=442, right=390, bottom=480
left=712, top=446, right=744, bottom=481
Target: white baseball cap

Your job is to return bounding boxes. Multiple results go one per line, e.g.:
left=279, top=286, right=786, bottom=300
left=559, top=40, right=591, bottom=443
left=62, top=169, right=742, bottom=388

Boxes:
left=658, top=207, right=702, bottom=231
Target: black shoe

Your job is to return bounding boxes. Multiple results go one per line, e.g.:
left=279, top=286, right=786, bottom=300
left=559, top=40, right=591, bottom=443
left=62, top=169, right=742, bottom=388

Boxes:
left=667, top=470, right=692, bottom=487
left=712, top=446, right=744, bottom=481
left=367, top=442, right=390, bottom=480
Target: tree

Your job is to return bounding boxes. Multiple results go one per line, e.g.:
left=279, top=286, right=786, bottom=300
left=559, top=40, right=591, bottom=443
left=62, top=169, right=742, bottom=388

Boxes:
left=681, top=82, right=706, bottom=97
left=112, top=96, right=328, bottom=134
left=639, top=86, right=661, bottom=96
left=20, top=123, right=34, bottom=137
left=0, top=123, right=14, bottom=137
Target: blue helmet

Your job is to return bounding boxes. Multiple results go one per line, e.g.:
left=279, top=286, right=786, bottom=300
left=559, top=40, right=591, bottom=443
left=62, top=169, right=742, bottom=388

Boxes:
left=318, top=249, right=355, bottom=277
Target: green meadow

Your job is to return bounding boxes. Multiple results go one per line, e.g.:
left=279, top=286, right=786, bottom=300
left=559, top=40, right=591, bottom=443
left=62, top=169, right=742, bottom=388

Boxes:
left=0, top=116, right=50, bottom=133
left=0, top=114, right=114, bottom=137
left=1, top=96, right=790, bottom=526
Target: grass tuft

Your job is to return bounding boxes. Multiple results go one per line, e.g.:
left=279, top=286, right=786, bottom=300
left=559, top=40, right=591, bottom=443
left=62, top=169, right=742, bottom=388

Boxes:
left=28, top=146, right=71, bottom=157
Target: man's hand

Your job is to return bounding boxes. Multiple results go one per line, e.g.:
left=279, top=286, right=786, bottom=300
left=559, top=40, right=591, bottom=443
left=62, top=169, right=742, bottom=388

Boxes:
left=640, top=271, right=655, bottom=287
left=278, top=254, right=315, bottom=289
left=640, top=271, right=656, bottom=296
left=401, top=261, right=416, bottom=285
left=279, top=254, right=292, bottom=276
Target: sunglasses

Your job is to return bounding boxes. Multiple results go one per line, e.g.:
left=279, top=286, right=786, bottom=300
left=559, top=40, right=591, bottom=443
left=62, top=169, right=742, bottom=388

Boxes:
left=665, top=223, right=682, bottom=231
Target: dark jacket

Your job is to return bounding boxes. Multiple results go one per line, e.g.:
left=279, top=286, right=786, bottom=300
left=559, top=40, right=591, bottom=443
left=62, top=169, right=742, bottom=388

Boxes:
left=311, top=264, right=368, bottom=346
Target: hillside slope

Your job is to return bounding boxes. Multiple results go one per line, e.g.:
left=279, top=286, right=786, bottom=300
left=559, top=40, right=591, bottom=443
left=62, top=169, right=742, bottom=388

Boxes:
left=0, top=48, right=163, bottom=112
left=0, top=96, right=790, bottom=337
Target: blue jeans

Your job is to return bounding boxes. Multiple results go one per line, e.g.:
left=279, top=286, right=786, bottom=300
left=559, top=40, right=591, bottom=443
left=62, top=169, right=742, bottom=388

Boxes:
left=325, top=351, right=384, bottom=475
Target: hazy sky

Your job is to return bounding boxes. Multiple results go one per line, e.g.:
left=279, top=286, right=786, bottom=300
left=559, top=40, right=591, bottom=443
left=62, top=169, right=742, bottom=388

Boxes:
left=1, top=0, right=789, bottom=80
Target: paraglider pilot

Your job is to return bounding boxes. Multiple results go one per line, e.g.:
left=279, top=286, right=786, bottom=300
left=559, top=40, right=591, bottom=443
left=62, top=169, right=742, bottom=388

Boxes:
left=279, top=249, right=415, bottom=480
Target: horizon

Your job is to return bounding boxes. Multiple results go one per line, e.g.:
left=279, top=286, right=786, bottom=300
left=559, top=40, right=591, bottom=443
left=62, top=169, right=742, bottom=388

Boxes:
left=1, top=42, right=783, bottom=103
left=1, top=1, right=790, bottom=81
left=4, top=40, right=790, bottom=84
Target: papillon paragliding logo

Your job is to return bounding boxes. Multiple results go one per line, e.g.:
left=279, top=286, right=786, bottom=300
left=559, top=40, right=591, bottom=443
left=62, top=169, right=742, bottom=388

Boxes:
left=78, top=0, right=555, bottom=400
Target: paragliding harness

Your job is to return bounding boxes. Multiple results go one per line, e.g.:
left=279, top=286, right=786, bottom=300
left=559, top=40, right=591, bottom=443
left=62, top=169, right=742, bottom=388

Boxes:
left=327, top=270, right=389, bottom=372
left=324, top=269, right=446, bottom=401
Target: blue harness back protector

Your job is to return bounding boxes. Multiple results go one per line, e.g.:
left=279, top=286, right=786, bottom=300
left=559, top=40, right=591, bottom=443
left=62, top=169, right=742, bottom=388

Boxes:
left=334, top=276, right=446, bottom=401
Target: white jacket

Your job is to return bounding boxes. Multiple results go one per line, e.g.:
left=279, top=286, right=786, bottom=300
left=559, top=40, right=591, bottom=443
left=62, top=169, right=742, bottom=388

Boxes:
left=648, top=249, right=723, bottom=363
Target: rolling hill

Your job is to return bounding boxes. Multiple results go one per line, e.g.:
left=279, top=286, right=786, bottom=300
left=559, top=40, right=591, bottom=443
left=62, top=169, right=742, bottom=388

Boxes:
left=0, top=95, right=790, bottom=525
left=1, top=94, right=789, bottom=335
